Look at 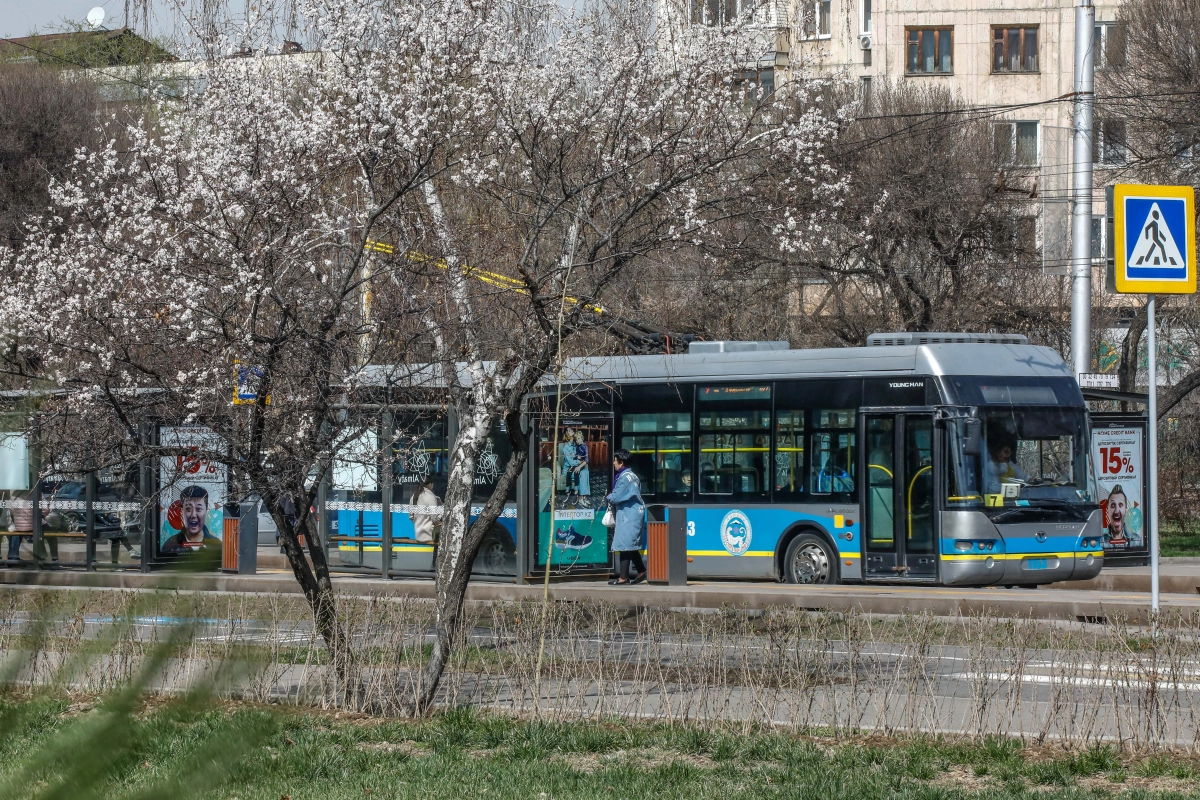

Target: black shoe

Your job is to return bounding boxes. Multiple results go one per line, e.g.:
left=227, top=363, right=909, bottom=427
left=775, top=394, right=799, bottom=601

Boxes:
left=631, top=572, right=647, bottom=585
left=608, top=577, right=628, bottom=585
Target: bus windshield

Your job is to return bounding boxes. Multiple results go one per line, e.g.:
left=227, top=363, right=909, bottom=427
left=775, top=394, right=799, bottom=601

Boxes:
left=945, top=407, right=1095, bottom=511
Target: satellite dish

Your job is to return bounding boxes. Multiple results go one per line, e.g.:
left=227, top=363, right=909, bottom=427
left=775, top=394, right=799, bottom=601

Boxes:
left=86, top=7, right=106, bottom=30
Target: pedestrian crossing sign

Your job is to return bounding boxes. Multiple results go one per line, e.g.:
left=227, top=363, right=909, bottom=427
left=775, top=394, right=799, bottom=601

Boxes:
left=1109, top=184, right=1196, bottom=294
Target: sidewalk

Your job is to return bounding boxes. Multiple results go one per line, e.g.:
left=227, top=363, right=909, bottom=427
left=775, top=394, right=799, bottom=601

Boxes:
left=4, top=563, right=1200, bottom=623
left=1048, top=561, right=1200, bottom=595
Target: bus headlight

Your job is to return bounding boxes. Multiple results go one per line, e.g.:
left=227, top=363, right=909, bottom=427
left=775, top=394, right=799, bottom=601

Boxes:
left=955, top=540, right=997, bottom=552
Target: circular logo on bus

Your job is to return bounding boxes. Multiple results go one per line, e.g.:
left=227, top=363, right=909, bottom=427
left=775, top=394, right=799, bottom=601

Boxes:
left=720, top=510, right=752, bottom=556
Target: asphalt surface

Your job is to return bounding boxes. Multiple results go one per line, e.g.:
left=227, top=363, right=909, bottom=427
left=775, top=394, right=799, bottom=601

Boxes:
left=5, top=606, right=1199, bottom=746
left=3, top=562, right=1200, bottom=624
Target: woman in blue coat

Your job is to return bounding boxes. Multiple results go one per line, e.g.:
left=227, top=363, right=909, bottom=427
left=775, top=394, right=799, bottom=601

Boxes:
left=605, top=448, right=646, bottom=585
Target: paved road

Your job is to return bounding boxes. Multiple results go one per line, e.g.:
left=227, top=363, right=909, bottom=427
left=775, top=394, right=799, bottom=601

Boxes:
left=4, top=565, right=1200, bottom=624
left=5, top=606, right=1199, bottom=748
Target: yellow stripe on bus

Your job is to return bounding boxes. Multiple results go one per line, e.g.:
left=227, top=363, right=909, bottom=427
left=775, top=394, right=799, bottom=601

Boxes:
left=941, top=552, right=1094, bottom=561
left=337, top=545, right=435, bottom=553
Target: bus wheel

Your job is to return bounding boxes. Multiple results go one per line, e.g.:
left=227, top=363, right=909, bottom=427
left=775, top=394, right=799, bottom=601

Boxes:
left=476, top=528, right=515, bottom=574
left=784, top=534, right=837, bottom=585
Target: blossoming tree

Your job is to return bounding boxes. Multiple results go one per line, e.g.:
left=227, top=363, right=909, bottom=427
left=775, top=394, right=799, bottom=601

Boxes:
left=3, top=0, right=841, bottom=710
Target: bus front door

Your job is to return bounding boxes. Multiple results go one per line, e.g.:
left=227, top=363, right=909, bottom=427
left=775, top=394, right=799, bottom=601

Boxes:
left=862, top=413, right=938, bottom=581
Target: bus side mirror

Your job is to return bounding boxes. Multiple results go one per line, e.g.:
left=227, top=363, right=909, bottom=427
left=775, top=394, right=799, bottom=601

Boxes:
left=962, top=419, right=983, bottom=456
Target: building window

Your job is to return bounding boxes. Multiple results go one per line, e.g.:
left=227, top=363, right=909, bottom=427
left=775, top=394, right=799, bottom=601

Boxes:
left=1093, top=119, right=1127, bottom=165
left=1172, top=127, right=1197, bottom=161
left=992, top=26, right=1038, bottom=73
left=860, top=0, right=871, bottom=33
left=802, top=0, right=831, bottom=39
left=1014, top=216, right=1040, bottom=262
left=1093, top=22, right=1126, bottom=69
left=906, top=28, right=953, bottom=74
left=739, top=68, right=774, bottom=99
left=690, top=0, right=743, bottom=25
left=993, top=121, right=1039, bottom=167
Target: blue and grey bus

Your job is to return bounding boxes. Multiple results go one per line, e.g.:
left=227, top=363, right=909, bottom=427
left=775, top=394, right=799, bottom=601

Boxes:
left=524, top=332, right=1104, bottom=586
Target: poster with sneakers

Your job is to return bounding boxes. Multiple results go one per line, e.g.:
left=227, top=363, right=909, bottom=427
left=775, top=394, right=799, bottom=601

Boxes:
left=537, top=419, right=611, bottom=567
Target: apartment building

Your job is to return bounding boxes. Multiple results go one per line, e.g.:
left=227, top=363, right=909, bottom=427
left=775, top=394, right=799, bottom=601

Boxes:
left=668, top=0, right=1126, bottom=275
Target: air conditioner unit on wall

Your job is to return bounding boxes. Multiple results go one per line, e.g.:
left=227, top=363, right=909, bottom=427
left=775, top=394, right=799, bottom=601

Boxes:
left=859, top=33, right=872, bottom=50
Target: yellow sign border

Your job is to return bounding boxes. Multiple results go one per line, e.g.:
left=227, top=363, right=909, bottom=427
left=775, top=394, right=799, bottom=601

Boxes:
left=1111, top=183, right=1197, bottom=294
left=232, top=361, right=271, bottom=406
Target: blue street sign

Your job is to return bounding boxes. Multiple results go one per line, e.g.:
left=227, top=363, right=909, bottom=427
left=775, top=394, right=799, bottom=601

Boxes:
left=1109, top=184, right=1196, bottom=294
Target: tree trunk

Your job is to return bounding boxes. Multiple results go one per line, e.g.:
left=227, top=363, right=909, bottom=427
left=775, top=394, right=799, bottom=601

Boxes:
left=1119, top=303, right=1148, bottom=393
left=413, top=408, right=528, bottom=714
left=264, top=484, right=353, bottom=693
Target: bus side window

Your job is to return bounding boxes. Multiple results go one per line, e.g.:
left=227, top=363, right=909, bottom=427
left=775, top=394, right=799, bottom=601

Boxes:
left=809, top=410, right=856, bottom=497
left=775, top=410, right=805, bottom=501
left=619, top=412, right=692, bottom=501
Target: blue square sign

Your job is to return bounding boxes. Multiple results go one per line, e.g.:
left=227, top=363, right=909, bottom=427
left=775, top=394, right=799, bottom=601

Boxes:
left=1124, top=197, right=1188, bottom=279
left=1110, top=184, right=1196, bottom=294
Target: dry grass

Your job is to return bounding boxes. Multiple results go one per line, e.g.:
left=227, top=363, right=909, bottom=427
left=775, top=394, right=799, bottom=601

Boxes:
left=5, top=588, right=1200, bottom=751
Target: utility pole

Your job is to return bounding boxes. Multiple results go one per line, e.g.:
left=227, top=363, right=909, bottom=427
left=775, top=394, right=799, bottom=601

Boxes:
left=1070, top=0, right=1096, bottom=377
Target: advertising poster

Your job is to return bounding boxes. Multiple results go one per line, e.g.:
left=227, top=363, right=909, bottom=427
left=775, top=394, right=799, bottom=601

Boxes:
left=537, top=418, right=611, bottom=567
left=1091, top=425, right=1146, bottom=552
left=159, top=426, right=227, bottom=554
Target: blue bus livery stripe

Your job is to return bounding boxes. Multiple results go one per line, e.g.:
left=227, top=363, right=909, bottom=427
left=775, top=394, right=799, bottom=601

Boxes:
left=686, top=506, right=856, bottom=560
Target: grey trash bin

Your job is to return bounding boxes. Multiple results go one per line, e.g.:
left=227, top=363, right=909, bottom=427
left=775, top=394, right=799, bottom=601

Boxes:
left=237, top=500, right=259, bottom=574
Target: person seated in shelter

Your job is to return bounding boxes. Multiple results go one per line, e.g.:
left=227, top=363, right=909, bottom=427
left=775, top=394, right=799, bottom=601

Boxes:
left=984, top=440, right=1028, bottom=494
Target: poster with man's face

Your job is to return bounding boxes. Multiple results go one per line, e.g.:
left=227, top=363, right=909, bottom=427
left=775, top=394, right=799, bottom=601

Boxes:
left=1090, top=426, right=1145, bottom=551
left=159, top=427, right=227, bottom=553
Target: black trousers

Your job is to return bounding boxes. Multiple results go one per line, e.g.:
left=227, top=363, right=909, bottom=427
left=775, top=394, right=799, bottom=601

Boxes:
left=616, top=550, right=645, bottom=579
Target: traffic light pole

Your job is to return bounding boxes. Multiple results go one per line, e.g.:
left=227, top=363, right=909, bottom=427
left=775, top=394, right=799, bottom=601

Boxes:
left=1070, top=0, right=1096, bottom=376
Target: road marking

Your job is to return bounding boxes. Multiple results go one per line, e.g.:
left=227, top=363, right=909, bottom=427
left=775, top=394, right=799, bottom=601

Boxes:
left=952, top=672, right=1200, bottom=691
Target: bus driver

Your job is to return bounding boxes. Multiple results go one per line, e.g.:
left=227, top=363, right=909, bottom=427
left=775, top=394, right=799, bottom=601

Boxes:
left=984, top=440, right=1028, bottom=494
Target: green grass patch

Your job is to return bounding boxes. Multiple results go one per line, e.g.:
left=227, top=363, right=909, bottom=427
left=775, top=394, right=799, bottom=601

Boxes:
left=1160, top=522, right=1200, bottom=557
left=2, top=696, right=1199, bottom=799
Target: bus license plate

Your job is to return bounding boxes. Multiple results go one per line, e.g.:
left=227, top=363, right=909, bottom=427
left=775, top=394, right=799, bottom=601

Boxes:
left=1026, top=558, right=1048, bottom=570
